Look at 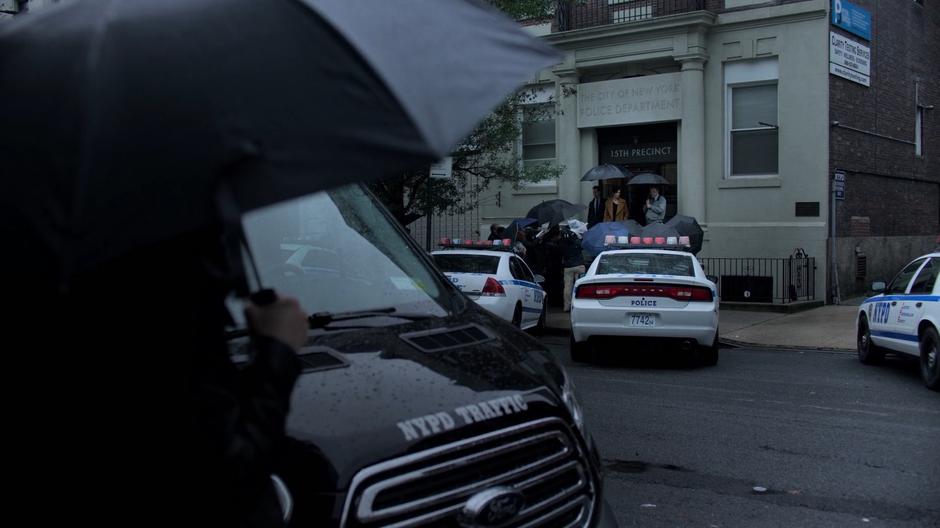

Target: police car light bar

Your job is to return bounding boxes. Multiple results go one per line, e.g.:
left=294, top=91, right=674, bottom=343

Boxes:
left=438, top=238, right=515, bottom=251
left=603, top=244, right=693, bottom=253
left=601, top=234, right=692, bottom=252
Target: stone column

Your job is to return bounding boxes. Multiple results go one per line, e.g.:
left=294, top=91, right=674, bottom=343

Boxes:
left=579, top=127, right=597, bottom=207
left=555, top=72, right=581, bottom=205
left=677, top=56, right=706, bottom=222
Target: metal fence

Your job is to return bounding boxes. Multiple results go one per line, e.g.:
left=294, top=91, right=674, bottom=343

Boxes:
left=407, top=208, right=482, bottom=252
left=699, top=257, right=817, bottom=304
left=555, top=0, right=705, bottom=31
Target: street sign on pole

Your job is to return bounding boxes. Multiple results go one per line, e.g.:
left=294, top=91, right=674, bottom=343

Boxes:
left=834, top=170, right=846, bottom=200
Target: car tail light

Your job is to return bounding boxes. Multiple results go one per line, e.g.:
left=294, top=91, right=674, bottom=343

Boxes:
left=481, top=277, right=506, bottom=297
left=576, top=283, right=713, bottom=301
left=670, top=286, right=713, bottom=301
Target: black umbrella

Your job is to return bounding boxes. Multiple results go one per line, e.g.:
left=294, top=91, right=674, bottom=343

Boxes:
left=665, top=215, right=705, bottom=254
left=640, top=222, right=680, bottom=239
left=0, top=0, right=559, bottom=282
left=526, top=200, right=587, bottom=226
left=628, top=172, right=670, bottom=185
left=620, top=219, right=644, bottom=235
left=503, top=218, right=540, bottom=244
left=581, top=164, right=633, bottom=182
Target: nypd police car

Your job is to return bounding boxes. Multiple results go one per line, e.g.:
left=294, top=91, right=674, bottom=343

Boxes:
left=570, top=241, right=719, bottom=366
left=856, top=252, right=940, bottom=391
left=432, top=239, right=546, bottom=330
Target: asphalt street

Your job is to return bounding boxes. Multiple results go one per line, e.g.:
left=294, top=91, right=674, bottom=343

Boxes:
left=538, top=335, right=940, bottom=527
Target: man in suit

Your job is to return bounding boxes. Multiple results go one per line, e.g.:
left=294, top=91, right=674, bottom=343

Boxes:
left=586, top=185, right=603, bottom=228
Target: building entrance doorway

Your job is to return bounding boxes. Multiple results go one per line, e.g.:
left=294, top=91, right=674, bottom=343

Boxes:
left=597, top=123, right=678, bottom=224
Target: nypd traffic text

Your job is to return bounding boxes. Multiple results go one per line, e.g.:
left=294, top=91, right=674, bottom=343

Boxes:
left=396, top=394, right=528, bottom=441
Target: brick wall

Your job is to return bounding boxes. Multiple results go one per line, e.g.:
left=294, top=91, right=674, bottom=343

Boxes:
left=829, top=0, right=939, bottom=297
left=829, top=0, right=940, bottom=238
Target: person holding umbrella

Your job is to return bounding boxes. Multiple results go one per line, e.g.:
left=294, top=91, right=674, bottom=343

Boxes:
left=586, top=185, right=604, bottom=228
left=0, top=0, right=561, bottom=524
left=604, top=188, right=629, bottom=222
left=644, top=186, right=667, bottom=224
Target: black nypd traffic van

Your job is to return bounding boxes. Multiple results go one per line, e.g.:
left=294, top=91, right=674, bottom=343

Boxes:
left=232, top=184, right=617, bottom=527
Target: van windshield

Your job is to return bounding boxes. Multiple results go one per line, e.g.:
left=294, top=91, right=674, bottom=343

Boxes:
left=238, top=185, right=451, bottom=322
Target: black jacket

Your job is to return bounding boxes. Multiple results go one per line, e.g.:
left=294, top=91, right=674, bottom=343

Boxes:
left=586, top=197, right=604, bottom=227
left=549, top=233, right=584, bottom=269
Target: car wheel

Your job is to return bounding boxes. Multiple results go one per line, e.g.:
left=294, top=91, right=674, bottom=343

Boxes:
left=920, top=326, right=940, bottom=391
left=533, top=304, right=547, bottom=335
left=857, top=316, right=884, bottom=365
left=700, top=329, right=719, bottom=367
left=511, top=303, right=523, bottom=328
left=570, top=335, right=591, bottom=363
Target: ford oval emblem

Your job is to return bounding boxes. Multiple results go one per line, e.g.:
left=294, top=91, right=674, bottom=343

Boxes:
left=458, top=486, right=526, bottom=528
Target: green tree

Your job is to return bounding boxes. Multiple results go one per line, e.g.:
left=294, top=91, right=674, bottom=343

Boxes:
left=369, top=0, right=563, bottom=226
left=370, top=89, right=562, bottom=226
left=487, top=0, right=556, bottom=20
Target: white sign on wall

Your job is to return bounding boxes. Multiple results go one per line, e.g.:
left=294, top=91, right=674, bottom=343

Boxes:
left=829, top=31, right=871, bottom=86
left=429, top=157, right=452, bottom=179
left=577, top=73, right=682, bottom=128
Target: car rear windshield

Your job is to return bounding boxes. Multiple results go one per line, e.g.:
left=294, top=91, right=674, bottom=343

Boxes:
left=597, top=253, right=694, bottom=277
left=433, top=254, right=501, bottom=274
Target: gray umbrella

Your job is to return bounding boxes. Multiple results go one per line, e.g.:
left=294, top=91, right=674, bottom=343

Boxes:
left=0, top=0, right=559, bottom=282
left=581, top=164, right=633, bottom=181
left=627, top=173, right=670, bottom=185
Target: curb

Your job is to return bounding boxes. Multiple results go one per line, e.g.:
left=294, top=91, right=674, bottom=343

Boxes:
left=719, top=337, right=854, bottom=353
left=540, top=326, right=856, bottom=354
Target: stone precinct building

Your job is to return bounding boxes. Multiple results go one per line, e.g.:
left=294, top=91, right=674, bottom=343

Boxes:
left=474, top=0, right=938, bottom=304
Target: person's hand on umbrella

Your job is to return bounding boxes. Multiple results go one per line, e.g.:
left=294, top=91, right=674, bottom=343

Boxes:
left=245, top=294, right=309, bottom=352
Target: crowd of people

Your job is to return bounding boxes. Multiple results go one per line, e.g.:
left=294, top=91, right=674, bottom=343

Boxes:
left=586, top=185, right=666, bottom=228
left=485, top=185, right=668, bottom=309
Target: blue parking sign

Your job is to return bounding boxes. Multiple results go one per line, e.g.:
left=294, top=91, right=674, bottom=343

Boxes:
left=832, top=0, right=871, bottom=41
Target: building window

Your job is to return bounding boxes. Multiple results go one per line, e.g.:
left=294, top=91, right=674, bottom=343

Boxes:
left=724, top=58, right=779, bottom=179
left=915, top=106, right=924, bottom=157
left=610, top=0, right=652, bottom=23
left=730, top=84, right=778, bottom=175
left=521, top=103, right=557, bottom=186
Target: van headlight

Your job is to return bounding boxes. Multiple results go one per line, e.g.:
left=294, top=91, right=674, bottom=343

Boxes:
left=560, top=369, right=586, bottom=437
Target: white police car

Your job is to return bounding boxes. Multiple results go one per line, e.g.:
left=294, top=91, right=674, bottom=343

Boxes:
left=431, top=239, right=546, bottom=330
left=570, top=242, right=719, bottom=365
left=856, top=252, right=940, bottom=391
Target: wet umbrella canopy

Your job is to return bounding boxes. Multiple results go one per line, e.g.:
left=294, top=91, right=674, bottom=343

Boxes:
left=503, top=218, right=539, bottom=244
left=582, top=222, right=631, bottom=256
left=526, top=200, right=587, bottom=226
left=627, top=172, right=670, bottom=185
left=581, top=164, right=632, bottom=182
left=0, top=0, right=558, bottom=284
left=665, top=214, right=705, bottom=254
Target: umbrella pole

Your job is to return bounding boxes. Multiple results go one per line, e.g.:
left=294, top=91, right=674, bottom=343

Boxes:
left=216, top=181, right=275, bottom=305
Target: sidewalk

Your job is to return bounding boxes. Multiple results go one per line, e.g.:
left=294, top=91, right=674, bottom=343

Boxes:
left=544, top=297, right=865, bottom=351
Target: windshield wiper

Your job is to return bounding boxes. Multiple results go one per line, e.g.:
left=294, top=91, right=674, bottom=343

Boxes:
left=308, top=307, right=432, bottom=329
